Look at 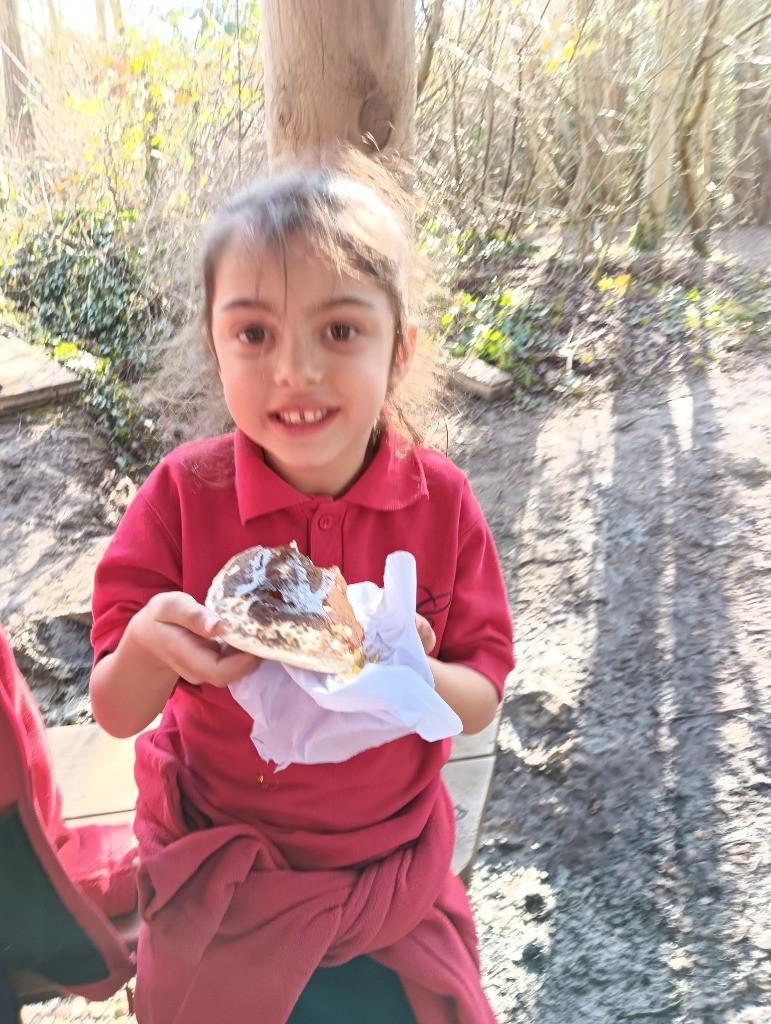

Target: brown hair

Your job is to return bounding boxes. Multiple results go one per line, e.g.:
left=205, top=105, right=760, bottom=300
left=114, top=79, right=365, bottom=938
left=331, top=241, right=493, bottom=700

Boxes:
left=150, top=148, right=440, bottom=451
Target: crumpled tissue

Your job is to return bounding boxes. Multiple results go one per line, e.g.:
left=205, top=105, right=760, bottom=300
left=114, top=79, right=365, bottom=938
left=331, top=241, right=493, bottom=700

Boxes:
left=229, top=550, right=462, bottom=770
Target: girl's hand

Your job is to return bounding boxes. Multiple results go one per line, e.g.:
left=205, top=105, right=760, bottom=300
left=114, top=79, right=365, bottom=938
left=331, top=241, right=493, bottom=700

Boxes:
left=415, top=613, right=436, bottom=655
left=127, top=591, right=261, bottom=688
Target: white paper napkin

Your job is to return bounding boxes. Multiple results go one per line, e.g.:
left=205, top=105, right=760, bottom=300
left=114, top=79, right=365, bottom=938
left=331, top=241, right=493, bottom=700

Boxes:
left=229, top=551, right=462, bottom=769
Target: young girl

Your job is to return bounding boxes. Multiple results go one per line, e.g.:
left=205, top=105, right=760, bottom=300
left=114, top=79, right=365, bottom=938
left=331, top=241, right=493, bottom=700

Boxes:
left=90, top=150, right=514, bottom=1024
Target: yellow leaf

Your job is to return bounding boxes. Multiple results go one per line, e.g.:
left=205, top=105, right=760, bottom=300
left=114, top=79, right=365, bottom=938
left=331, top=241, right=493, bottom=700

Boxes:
left=684, top=305, right=701, bottom=330
left=615, top=273, right=631, bottom=296
left=598, top=273, right=631, bottom=296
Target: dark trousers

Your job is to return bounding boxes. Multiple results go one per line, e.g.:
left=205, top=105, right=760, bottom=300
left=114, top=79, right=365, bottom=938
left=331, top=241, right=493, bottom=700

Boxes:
left=288, top=955, right=418, bottom=1024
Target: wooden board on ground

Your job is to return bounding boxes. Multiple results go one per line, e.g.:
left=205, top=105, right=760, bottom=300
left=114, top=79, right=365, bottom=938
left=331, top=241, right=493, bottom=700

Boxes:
left=0, top=334, right=80, bottom=415
left=449, top=703, right=502, bottom=762
left=450, top=355, right=513, bottom=399
left=47, top=717, right=499, bottom=883
left=442, top=754, right=496, bottom=883
left=48, top=723, right=141, bottom=821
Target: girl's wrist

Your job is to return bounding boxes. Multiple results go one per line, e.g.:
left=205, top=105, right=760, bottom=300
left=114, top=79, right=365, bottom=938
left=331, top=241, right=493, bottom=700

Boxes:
left=427, top=657, right=499, bottom=735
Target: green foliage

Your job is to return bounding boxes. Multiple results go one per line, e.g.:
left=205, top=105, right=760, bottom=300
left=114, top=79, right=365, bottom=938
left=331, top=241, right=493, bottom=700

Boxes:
left=653, top=279, right=771, bottom=363
left=441, top=290, right=560, bottom=384
left=50, top=338, right=157, bottom=468
left=63, top=11, right=263, bottom=211
left=0, top=207, right=165, bottom=469
left=2, top=206, right=162, bottom=374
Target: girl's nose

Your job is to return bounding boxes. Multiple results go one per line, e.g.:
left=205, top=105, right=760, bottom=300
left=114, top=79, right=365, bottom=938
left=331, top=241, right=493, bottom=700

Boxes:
left=272, top=330, right=323, bottom=387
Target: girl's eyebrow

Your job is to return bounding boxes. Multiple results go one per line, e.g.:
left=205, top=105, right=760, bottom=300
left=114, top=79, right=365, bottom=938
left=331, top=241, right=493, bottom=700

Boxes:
left=218, top=298, right=274, bottom=313
left=313, top=295, right=377, bottom=312
left=218, top=295, right=376, bottom=314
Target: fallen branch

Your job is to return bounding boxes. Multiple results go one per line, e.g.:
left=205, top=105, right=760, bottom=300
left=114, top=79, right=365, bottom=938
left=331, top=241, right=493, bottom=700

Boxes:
left=669, top=705, right=750, bottom=723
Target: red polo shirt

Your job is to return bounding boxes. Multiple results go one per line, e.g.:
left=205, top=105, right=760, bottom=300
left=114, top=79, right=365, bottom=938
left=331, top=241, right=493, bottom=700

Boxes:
left=92, top=428, right=514, bottom=870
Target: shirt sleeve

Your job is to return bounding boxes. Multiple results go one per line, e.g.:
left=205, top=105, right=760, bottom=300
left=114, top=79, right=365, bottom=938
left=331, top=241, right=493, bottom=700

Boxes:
left=438, top=482, right=515, bottom=699
left=91, top=471, right=183, bottom=665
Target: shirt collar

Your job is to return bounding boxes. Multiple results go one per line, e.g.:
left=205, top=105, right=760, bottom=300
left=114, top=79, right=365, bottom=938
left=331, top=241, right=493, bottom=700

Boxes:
left=234, top=427, right=428, bottom=523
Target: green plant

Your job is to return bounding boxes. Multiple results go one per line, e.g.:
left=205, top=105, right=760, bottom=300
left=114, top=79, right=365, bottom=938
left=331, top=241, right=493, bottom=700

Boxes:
left=441, top=289, right=563, bottom=385
left=0, top=206, right=166, bottom=469
left=1, top=206, right=163, bottom=374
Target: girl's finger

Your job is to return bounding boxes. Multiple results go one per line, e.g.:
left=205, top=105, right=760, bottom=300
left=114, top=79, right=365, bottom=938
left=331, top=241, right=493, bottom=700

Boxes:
left=150, top=591, right=221, bottom=638
left=199, top=645, right=261, bottom=688
left=415, top=614, right=436, bottom=654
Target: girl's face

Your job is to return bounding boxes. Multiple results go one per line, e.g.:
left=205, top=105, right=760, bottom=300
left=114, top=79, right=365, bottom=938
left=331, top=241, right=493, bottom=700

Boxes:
left=210, top=233, right=415, bottom=497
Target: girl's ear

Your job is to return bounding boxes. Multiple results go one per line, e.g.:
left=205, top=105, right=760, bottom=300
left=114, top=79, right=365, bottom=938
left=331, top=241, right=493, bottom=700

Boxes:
left=389, top=321, right=418, bottom=389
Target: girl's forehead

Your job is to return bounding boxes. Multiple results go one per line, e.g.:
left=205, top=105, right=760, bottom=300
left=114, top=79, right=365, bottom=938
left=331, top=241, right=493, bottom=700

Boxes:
left=211, top=231, right=397, bottom=313
left=216, top=230, right=384, bottom=292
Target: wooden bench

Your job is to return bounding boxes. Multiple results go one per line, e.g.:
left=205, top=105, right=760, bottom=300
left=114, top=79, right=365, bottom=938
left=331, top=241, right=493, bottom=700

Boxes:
left=15, top=709, right=501, bottom=1010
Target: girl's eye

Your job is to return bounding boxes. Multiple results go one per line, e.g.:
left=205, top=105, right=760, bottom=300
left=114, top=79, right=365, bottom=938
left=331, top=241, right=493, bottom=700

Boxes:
left=327, top=323, right=356, bottom=342
left=238, top=325, right=270, bottom=345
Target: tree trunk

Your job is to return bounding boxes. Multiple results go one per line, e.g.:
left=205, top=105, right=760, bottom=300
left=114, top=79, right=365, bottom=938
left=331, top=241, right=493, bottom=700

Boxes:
left=109, top=0, right=125, bottom=34
left=262, top=0, right=416, bottom=165
left=733, top=54, right=771, bottom=224
left=569, top=0, right=629, bottom=239
left=417, top=0, right=445, bottom=101
left=759, top=120, right=771, bottom=224
left=0, top=0, right=35, bottom=151
left=46, top=0, right=60, bottom=51
left=677, top=0, right=726, bottom=254
left=631, top=0, right=693, bottom=250
left=95, top=0, right=107, bottom=40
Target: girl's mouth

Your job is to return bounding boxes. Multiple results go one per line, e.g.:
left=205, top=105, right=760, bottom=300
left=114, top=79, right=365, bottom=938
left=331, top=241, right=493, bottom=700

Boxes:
left=270, top=407, right=336, bottom=427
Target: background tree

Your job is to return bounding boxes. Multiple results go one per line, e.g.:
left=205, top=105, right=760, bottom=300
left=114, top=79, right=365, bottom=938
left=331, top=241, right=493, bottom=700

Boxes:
left=0, top=0, right=35, bottom=151
left=676, top=0, right=727, bottom=254
left=109, top=0, right=125, bottom=35
left=568, top=0, right=632, bottom=244
left=416, top=0, right=445, bottom=100
left=732, top=6, right=771, bottom=224
left=630, top=0, right=696, bottom=250
left=95, top=0, right=107, bottom=41
left=261, top=0, right=416, bottom=164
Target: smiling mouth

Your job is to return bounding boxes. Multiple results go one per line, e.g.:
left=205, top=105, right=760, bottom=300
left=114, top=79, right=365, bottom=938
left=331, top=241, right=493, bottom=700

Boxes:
left=271, top=408, right=334, bottom=425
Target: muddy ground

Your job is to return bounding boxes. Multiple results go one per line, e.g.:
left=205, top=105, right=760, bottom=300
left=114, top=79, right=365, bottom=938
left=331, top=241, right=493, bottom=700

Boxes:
left=3, top=229, right=770, bottom=1023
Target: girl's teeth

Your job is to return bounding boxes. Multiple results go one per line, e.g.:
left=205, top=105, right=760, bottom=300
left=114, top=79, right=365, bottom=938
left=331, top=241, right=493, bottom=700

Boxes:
left=281, top=409, right=325, bottom=424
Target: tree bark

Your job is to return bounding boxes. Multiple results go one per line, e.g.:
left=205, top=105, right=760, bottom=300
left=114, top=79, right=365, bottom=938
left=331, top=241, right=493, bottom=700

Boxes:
left=95, top=0, right=107, bottom=40
left=0, top=0, right=35, bottom=151
left=262, top=0, right=416, bottom=165
left=631, top=0, right=693, bottom=250
left=677, top=0, right=726, bottom=254
left=733, top=49, right=771, bottom=224
left=417, top=0, right=445, bottom=101
left=109, top=0, right=125, bottom=34
left=569, top=0, right=629, bottom=229
left=46, top=0, right=60, bottom=50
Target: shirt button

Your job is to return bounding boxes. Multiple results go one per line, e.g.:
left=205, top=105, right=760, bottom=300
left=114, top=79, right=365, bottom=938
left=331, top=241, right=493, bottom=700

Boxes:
left=318, top=514, right=334, bottom=531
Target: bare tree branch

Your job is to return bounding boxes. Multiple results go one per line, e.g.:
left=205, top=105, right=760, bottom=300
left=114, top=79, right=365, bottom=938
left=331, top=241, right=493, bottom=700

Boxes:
left=417, top=0, right=445, bottom=100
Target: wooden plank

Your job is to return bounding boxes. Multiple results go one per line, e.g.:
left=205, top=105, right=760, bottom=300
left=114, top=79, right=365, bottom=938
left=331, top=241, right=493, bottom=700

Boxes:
left=449, top=703, right=502, bottom=763
left=442, top=754, right=495, bottom=883
left=48, top=720, right=497, bottom=881
left=47, top=724, right=139, bottom=821
left=0, top=334, right=80, bottom=415
left=450, top=355, right=513, bottom=399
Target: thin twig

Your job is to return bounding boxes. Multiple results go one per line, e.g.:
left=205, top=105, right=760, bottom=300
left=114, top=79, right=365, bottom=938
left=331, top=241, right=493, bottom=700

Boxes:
left=669, top=705, right=750, bottom=723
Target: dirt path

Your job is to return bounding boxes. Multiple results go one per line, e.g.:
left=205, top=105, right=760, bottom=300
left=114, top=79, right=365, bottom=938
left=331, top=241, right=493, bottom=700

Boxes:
left=6, top=229, right=771, bottom=1023
left=455, top=351, right=771, bottom=1022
